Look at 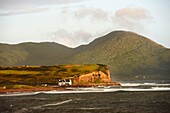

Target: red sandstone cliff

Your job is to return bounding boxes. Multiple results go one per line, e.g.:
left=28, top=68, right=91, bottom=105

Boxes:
left=72, top=70, right=111, bottom=85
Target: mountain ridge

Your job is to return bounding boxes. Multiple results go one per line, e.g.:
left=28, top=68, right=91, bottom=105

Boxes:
left=0, top=30, right=170, bottom=80
left=69, top=31, right=170, bottom=80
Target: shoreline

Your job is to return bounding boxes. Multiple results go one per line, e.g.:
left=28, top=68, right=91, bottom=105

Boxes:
left=0, top=82, right=121, bottom=94
left=0, top=86, right=66, bottom=94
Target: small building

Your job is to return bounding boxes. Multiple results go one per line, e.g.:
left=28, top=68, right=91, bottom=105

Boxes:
left=58, top=78, right=72, bottom=86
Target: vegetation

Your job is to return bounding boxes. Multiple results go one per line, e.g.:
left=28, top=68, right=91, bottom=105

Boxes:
left=69, top=31, right=170, bottom=80
left=0, top=31, right=170, bottom=80
left=0, top=42, right=74, bottom=66
left=0, top=85, right=34, bottom=89
left=0, top=64, right=108, bottom=86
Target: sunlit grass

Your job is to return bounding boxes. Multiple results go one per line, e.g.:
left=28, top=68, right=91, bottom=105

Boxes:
left=0, top=64, right=108, bottom=86
left=0, top=85, right=35, bottom=89
left=0, top=70, right=40, bottom=75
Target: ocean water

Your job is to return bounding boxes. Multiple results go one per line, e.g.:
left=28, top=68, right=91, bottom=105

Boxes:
left=0, top=80, right=170, bottom=113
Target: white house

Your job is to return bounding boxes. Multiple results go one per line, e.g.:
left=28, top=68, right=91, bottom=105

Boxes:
left=58, top=79, right=72, bottom=86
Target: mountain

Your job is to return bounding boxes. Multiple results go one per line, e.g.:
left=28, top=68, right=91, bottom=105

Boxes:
left=69, top=31, right=170, bottom=80
left=0, top=42, right=74, bottom=66
left=0, top=31, right=170, bottom=80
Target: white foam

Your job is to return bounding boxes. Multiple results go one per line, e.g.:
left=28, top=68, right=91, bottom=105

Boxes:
left=154, top=84, right=170, bottom=86
left=41, top=99, right=72, bottom=107
left=18, top=99, right=73, bottom=110
left=43, top=87, right=170, bottom=94
left=123, top=87, right=170, bottom=91
left=143, top=83, right=156, bottom=85
left=121, top=83, right=170, bottom=87
left=151, top=87, right=170, bottom=90
left=43, top=90, right=106, bottom=94
left=121, top=83, right=141, bottom=86
left=0, top=92, right=41, bottom=97
left=1, top=85, right=170, bottom=96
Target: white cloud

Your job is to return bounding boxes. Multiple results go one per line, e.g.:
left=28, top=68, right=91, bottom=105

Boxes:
left=0, top=0, right=85, bottom=16
left=50, top=29, right=93, bottom=48
left=114, top=7, right=152, bottom=31
left=115, top=7, right=152, bottom=20
left=0, top=0, right=84, bottom=9
left=0, top=7, right=49, bottom=16
left=74, top=7, right=108, bottom=21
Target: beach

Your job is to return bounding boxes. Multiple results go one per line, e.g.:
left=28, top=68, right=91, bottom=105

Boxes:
left=1, top=91, right=170, bottom=113
left=1, top=81, right=170, bottom=113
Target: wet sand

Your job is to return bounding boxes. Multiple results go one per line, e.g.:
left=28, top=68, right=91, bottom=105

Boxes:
left=0, top=86, right=66, bottom=94
left=1, top=91, right=170, bottom=113
left=0, top=82, right=120, bottom=94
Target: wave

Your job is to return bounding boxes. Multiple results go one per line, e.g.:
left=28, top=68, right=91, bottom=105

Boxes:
left=1, top=82, right=170, bottom=97
left=2, top=87, right=170, bottom=97
left=120, top=83, right=170, bottom=87
left=0, top=92, right=41, bottom=97
left=38, top=87, right=170, bottom=94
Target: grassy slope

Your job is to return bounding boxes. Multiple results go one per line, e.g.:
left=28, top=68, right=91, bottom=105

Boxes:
left=0, top=64, right=108, bottom=86
left=0, top=43, right=27, bottom=66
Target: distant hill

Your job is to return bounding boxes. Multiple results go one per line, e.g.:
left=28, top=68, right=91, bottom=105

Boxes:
left=0, top=31, right=170, bottom=80
left=0, top=42, right=74, bottom=66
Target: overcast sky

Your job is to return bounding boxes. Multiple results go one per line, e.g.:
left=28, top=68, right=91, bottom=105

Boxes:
left=0, top=0, right=170, bottom=48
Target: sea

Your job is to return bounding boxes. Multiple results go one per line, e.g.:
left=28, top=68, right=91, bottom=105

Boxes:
left=0, top=80, right=170, bottom=113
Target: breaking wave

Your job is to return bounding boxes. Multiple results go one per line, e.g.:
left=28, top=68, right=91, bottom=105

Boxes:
left=1, top=87, right=170, bottom=97
left=121, top=83, right=170, bottom=87
left=1, top=81, right=170, bottom=96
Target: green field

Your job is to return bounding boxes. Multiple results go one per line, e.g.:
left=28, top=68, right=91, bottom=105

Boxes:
left=0, top=64, right=108, bottom=86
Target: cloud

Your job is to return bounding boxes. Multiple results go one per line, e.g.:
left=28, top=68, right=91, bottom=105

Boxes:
left=0, top=0, right=85, bottom=16
left=74, top=7, right=109, bottom=20
left=0, top=0, right=84, bottom=9
left=115, top=7, right=151, bottom=20
left=0, top=7, right=49, bottom=16
left=114, top=7, right=152, bottom=30
left=51, top=29, right=93, bottom=47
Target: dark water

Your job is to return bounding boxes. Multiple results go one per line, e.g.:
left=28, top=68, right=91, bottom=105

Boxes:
left=1, top=91, right=170, bottom=113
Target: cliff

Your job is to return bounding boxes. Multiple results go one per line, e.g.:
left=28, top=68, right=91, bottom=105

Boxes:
left=73, top=70, right=111, bottom=84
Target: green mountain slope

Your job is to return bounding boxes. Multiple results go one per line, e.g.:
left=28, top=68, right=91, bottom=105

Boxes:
left=0, top=42, right=74, bottom=66
left=0, top=31, right=170, bottom=80
left=69, top=31, right=170, bottom=80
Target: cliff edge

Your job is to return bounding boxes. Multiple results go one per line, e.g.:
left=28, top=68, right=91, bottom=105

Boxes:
left=73, top=70, right=111, bottom=84
left=0, top=64, right=117, bottom=87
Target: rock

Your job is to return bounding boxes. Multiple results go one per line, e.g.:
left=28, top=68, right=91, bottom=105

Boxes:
left=72, top=70, right=112, bottom=85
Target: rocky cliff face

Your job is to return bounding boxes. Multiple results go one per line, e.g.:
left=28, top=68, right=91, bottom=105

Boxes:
left=72, top=70, right=111, bottom=84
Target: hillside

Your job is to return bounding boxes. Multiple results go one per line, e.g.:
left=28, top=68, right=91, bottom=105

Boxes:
left=0, top=31, right=170, bottom=80
left=0, top=42, right=74, bottom=66
left=70, top=31, right=170, bottom=80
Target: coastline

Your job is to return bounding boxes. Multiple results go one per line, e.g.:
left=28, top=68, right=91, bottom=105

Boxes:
left=0, top=86, right=66, bottom=94
left=0, top=82, right=121, bottom=94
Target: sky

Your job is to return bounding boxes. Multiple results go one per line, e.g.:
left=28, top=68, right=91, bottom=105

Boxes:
left=0, top=0, right=170, bottom=48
